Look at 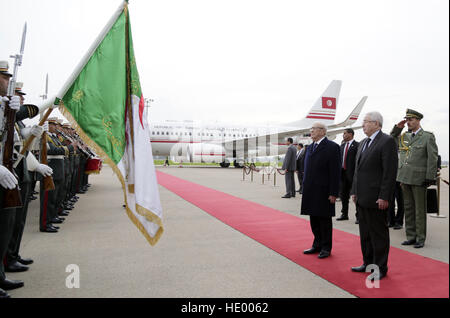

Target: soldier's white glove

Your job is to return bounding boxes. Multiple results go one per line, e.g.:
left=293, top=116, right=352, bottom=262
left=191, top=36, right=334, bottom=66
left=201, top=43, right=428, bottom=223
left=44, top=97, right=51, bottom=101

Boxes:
left=30, top=125, right=44, bottom=138
left=35, top=164, right=53, bottom=177
left=43, top=122, right=49, bottom=132
left=1, top=96, right=21, bottom=110
left=8, top=95, right=21, bottom=110
left=0, top=165, right=18, bottom=189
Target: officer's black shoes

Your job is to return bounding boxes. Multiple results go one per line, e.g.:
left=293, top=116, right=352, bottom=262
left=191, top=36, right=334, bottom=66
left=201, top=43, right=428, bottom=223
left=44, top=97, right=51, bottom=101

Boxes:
left=393, top=224, right=403, bottom=230
left=414, top=242, right=425, bottom=248
left=303, top=247, right=320, bottom=254
left=0, top=279, right=24, bottom=290
left=5, top=261, right=29, bottom=273
left=351, top=264, right=367, bottom=272
left=402, top=239, right=416, bottom=246
left=282, top=195, right=291, bottom=198
left=50, top=217, right=64, bottom=224
left=355, top=219, right=360, bottom=224
left=318, top=251, right=331, bottom=259
left=0, top=288, right=10, bottom=298
left=18, top=257, right=33, bottom=265
left=336, top=215, right=349, bottom=221
left=59, top=211, right=70, bottom=217
left=40, top=226, right=58, bottom=233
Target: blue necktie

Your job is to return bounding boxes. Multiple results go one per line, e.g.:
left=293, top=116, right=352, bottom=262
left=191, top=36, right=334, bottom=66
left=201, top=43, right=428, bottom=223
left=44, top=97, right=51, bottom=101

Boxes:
left=313, top=143, right=318, bottom=152
left=363, top=138, right=371, bottom=152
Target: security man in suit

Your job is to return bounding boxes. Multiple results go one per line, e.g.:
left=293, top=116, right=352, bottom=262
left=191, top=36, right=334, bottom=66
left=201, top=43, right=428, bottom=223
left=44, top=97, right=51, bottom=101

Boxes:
left=336, top=128, right=359, bottom=222
left=390, top=109, right=438, bottom=248
left=351, top=111, right=398, bottom=280
left=295, top=143, right=305, bottom=194
left=282, top=137, right=297, bottom=198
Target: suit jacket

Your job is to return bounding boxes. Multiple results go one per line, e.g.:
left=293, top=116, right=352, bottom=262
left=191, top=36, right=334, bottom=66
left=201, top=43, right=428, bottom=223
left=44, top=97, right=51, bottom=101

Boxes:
left=282, top=144, right=297, bottom=171
left=296, top=148, right=306, bottom=173
left=390, top=126, right=438, bottom=186
left=351, top=131, right=398, bottom=209
left=300, top=138, right=341, bottom=217
left=340, top=140, right=359, bottom=183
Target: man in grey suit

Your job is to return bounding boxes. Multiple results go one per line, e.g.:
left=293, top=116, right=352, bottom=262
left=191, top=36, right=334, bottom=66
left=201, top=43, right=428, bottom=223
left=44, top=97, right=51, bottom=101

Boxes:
left=282, top=137, right=297, bottom=198
left=350, top=111, right=398, bottom=280
left=295, top=143, right=305, bottom=194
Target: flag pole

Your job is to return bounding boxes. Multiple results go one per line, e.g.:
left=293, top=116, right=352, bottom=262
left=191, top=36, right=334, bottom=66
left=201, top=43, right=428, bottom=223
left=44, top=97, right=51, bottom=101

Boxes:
left=40, top=1, right=127, bottom=111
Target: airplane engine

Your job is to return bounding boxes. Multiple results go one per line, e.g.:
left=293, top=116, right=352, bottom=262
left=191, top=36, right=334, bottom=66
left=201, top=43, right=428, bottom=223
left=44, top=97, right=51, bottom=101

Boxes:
left=188, top=143, right=226, bottom=163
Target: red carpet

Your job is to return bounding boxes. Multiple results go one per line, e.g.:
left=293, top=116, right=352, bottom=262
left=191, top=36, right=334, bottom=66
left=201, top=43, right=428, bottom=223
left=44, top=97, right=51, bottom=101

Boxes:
left=157, top=170, right=449, bottom=298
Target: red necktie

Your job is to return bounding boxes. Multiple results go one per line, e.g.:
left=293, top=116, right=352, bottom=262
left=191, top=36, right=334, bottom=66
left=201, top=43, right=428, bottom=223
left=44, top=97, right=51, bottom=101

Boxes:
left=343, top=142, right=349, bottom=169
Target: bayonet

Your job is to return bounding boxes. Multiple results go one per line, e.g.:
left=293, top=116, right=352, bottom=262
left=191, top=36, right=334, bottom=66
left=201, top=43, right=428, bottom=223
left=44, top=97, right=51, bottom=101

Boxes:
left=40, top=73, right=49, bottom=100
left=7, top=22, right=27, bottom=96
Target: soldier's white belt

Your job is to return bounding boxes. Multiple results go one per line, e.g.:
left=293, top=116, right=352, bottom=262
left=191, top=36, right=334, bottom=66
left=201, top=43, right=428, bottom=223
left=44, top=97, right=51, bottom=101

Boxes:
left=47, top=155, right=65, bottom=160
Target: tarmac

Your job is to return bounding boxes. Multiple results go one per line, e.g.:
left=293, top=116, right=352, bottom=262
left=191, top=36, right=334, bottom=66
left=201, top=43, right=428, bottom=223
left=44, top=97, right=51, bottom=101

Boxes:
left=7, top=165, right=449, bottom=298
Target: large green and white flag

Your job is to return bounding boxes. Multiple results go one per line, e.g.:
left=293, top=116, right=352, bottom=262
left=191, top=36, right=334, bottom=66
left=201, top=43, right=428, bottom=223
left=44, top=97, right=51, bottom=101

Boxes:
left=55, top=1, right=163, bottom=245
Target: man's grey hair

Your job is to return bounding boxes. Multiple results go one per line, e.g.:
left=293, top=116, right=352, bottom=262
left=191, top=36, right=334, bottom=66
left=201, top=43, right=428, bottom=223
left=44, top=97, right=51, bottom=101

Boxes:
left=312, top=121, right=327, bottom=133
left=365, top=111, right=383, bottom=127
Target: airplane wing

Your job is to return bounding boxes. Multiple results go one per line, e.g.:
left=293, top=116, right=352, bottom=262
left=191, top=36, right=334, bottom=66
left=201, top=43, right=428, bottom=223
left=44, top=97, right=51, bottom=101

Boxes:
left=220, top=97, right=366, bottom=149
left=327, top=96, right=367, bottom=129
left=327, top=126, right=363, bottom=140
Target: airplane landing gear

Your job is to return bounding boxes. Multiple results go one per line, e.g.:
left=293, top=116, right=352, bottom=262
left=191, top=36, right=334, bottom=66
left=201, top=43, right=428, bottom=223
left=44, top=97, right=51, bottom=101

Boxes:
left=220, top=161, right=231, bottom=168
left=233, top=160, right=244, bottom=168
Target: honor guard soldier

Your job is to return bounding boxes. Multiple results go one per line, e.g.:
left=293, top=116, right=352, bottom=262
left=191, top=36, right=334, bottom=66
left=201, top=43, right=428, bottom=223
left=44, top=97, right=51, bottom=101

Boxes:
left=0, top=61, right=24, bottom=297
left=40, top=118, right=76, bottom=232
left=5, top=83, right=53, bottom=274
left=391, top=109, right=439, bottom=248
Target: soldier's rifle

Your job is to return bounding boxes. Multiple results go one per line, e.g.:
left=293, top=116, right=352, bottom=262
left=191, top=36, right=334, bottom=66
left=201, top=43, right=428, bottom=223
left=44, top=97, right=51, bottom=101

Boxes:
left=1, top=23, right=27, bottom=209
left=39, top=130, right=55, bottom=191
left=11, top=72, right=56, bottom=190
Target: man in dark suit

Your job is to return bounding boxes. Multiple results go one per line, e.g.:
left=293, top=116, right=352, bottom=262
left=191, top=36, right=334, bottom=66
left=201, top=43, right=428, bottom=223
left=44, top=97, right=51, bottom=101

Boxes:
left=337, top=129, right=359, bottom=222
left=301, top=122, right=341, bottom=259
left=350, top=111, right=398, bottom=280
left=295, top=143, right=305, bottom=194
left=282, top=137, right=297, bottom=198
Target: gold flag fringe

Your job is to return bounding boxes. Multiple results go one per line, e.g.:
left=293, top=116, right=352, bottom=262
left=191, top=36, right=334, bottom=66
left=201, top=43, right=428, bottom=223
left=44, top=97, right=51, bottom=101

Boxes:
left=59, top=103, right=164, bottom=246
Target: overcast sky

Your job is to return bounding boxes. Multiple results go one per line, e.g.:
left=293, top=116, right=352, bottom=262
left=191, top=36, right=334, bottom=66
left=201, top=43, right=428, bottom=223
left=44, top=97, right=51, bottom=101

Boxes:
left=1, top=0, right=449, bottom=160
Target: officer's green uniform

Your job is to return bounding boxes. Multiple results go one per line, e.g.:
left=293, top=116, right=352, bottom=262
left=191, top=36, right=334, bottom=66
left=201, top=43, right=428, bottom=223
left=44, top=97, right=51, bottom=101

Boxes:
left=390, top=109, right=438, bottom=245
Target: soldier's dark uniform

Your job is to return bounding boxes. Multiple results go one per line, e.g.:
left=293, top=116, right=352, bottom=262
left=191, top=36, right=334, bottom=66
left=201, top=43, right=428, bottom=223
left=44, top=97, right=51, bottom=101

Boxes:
left=39, top=119, right=74, bottom=232
left=5, top=91, right=40, bottom=271
left=0, top=73, right=37, bottom=294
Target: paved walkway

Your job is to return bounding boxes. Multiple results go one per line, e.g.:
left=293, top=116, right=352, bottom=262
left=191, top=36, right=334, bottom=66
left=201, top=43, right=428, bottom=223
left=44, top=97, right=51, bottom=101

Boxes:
left=8, top=166, right=448, bottom=297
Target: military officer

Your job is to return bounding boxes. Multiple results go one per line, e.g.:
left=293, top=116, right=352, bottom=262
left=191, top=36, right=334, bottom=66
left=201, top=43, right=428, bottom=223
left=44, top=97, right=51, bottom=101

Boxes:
left=5, top=83, right=53, bottom=273
left=40, top=118, right=76, bottom=232
left=390, top=109, right=439, bottom=248
left=0, top=60, right=24, bottom=297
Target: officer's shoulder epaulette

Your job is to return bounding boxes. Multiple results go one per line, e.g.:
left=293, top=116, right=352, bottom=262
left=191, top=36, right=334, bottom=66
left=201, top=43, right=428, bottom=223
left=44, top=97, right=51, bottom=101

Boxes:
left=423, top=130, right=434, bottom=136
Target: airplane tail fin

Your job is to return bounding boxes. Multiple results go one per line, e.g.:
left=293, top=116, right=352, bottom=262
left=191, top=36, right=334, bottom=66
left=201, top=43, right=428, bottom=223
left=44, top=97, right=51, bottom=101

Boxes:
left=285, top=80, right=342, bottom=127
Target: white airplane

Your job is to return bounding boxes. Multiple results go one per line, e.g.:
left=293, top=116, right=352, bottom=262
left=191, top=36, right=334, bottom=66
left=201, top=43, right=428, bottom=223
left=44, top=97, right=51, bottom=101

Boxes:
left=149, top=80, right=366, bottom=167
